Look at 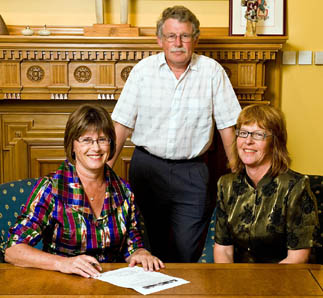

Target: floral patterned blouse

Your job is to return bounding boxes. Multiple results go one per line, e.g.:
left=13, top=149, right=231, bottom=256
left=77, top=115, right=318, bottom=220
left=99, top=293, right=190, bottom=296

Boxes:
left=6, top=160, right=144, bottom=262
left=215, top=169, right=319, bottom=263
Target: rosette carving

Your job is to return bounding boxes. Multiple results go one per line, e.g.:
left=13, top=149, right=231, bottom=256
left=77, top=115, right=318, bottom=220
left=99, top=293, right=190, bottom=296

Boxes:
left=74, top=66, right=92, bottom=83
left=121, top=66, right=133, bottom=82
left=27, top=65, right=44, bottom=82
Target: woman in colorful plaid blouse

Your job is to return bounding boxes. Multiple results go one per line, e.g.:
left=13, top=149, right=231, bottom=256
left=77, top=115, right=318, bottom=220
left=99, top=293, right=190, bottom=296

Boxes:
left=5, top=104, right=164, bottom=278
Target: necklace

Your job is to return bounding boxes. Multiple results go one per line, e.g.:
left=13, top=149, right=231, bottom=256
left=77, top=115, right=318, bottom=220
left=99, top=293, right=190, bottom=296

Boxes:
left=84, top=180, right=106, bottom=203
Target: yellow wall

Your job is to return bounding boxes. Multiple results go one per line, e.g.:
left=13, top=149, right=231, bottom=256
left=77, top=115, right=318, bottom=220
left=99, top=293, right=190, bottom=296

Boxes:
left=0, top=0, right=97, bottom=26
left=1, top=0, right=322, bottom=174
left=281, top=0, right=323, bottom=175
left=0, top=0, right=228, bottom=27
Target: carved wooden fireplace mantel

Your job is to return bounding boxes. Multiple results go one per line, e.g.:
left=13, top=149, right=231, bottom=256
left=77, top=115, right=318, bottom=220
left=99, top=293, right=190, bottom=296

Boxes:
left=0, top=29, right=287, bottom=183
left=0, top=31, right=287, bottom=105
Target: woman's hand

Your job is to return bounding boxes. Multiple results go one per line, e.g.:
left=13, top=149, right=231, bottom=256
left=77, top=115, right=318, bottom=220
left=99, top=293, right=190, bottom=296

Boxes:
left=126, top=248, right=165, bottom=271
left=6, top=244, right=102, bottom=278
left=279, top=248, right=311, bottom=264
left=213, top=242, right=234, bottom=263
left=55, top=254, right=102, bottom=278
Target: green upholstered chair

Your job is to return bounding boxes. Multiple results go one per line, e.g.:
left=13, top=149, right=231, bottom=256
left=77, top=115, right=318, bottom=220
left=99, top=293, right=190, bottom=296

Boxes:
left=199, top=174, right=323, bottom=264
left=308, top=175, right=323, bottom=264
left=0, top=178, right=39, bottom=262
left=198, top=207, right=216, bottom=263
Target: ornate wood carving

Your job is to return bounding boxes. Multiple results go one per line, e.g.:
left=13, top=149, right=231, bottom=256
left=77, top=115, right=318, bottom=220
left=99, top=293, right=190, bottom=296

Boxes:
left=120, top=66, right=133, bottom=82
left=74, top=66, right=92, bottom=83
left=26, top=65, right=45, bottom=82
left=0, top=34, right=287, bottom=106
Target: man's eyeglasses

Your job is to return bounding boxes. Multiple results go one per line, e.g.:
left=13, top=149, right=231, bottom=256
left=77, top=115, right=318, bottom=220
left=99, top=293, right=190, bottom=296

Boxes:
left=77, top=137, right=111, bottom=146
left=236, top=129, right=272, bottom=141
left=162, top=33, right=194, bottom=43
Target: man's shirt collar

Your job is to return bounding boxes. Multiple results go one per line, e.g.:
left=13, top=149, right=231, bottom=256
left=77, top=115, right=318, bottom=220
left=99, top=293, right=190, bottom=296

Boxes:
left=157, top=52, right=198, bottom=71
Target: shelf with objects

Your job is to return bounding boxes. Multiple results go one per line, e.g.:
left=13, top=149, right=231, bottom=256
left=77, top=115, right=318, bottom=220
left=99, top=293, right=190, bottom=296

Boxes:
left=0, top=25, right=287, bottom=105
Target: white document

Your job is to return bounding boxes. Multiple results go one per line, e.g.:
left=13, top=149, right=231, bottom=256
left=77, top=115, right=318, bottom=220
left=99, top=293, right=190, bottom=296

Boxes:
left=95, top=266, right=190, bottom=295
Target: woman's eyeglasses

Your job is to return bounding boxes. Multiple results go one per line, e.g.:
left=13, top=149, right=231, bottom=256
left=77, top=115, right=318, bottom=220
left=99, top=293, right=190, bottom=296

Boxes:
left=236, top=129, right=272, bottom=141
left=77, top=137, right=111, bottom=146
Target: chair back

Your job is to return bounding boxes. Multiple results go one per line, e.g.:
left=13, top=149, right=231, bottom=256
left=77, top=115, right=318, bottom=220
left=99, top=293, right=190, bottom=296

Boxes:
left=198, top=208, right=216, bottom=263
left=308, top=175, right=323, bottom=264
left=0, top=178, right=39, bottom=262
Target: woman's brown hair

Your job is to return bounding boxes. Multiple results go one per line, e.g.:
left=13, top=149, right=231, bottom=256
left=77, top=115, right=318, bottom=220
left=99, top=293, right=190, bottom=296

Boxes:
left=64, top=104, right=116, bottom=163
left=232, top=104, right=291, bottom=176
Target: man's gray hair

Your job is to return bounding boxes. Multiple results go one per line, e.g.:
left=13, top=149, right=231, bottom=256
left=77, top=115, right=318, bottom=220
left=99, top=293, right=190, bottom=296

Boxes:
left=156, top=6, right=200, bottom=39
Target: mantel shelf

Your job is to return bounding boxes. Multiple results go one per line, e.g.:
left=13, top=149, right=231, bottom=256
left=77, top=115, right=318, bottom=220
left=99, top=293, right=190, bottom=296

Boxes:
left=0, top=34, right=288, bottom=46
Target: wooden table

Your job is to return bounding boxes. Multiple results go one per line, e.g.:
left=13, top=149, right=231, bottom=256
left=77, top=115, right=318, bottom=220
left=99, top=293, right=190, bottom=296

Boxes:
left=0, top=263, right=322, bottom=297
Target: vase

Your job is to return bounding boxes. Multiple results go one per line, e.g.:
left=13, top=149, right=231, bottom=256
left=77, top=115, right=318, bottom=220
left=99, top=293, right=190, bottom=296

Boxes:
left=95, top=0, right=104, bottom=24
left=21, top=26, right=34, bottom=36
left=0, top=15, right=9, bottom=35
left=120, top=0, right=128, bottom=24
left=38, top=25, right=51, bottom=36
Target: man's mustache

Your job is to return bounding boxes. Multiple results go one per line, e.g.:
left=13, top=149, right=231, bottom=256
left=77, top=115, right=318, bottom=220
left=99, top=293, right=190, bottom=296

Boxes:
left=170, top=47, right=187, bottom=53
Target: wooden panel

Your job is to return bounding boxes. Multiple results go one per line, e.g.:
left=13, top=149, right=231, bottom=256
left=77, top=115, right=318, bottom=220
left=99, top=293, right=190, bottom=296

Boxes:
left=69, top=62, right=96, bottom=88
left=238, top=63, right=256, bottom=86
left=50, top=63, right=68, bottom=86
left=97, top=63, right=114, bottom=86
left=1, top=113, right=67, bottom=182
left=0, top=61, right=21, bottom=99
left=1, top=62, right=20, bottom=86
left=21, top=61, right=50, bottom=88
left=12, top=139, right=28, bottom=182
left=113, top=145, right=134, bottom=182
left=30, top=147, right=65, bottom=178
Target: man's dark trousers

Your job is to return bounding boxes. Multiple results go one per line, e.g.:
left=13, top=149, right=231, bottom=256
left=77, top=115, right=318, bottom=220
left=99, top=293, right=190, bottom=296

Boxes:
left=129, top=147, right=211, bottom=262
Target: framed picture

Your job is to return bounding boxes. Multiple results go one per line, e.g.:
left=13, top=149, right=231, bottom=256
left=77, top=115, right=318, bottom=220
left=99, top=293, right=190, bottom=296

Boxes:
left=229, top=0, right=286, bottom=36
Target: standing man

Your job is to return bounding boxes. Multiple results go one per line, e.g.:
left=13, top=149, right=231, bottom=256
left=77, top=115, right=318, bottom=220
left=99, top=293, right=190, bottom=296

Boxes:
left=109, top=6, right=241, bottom=262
